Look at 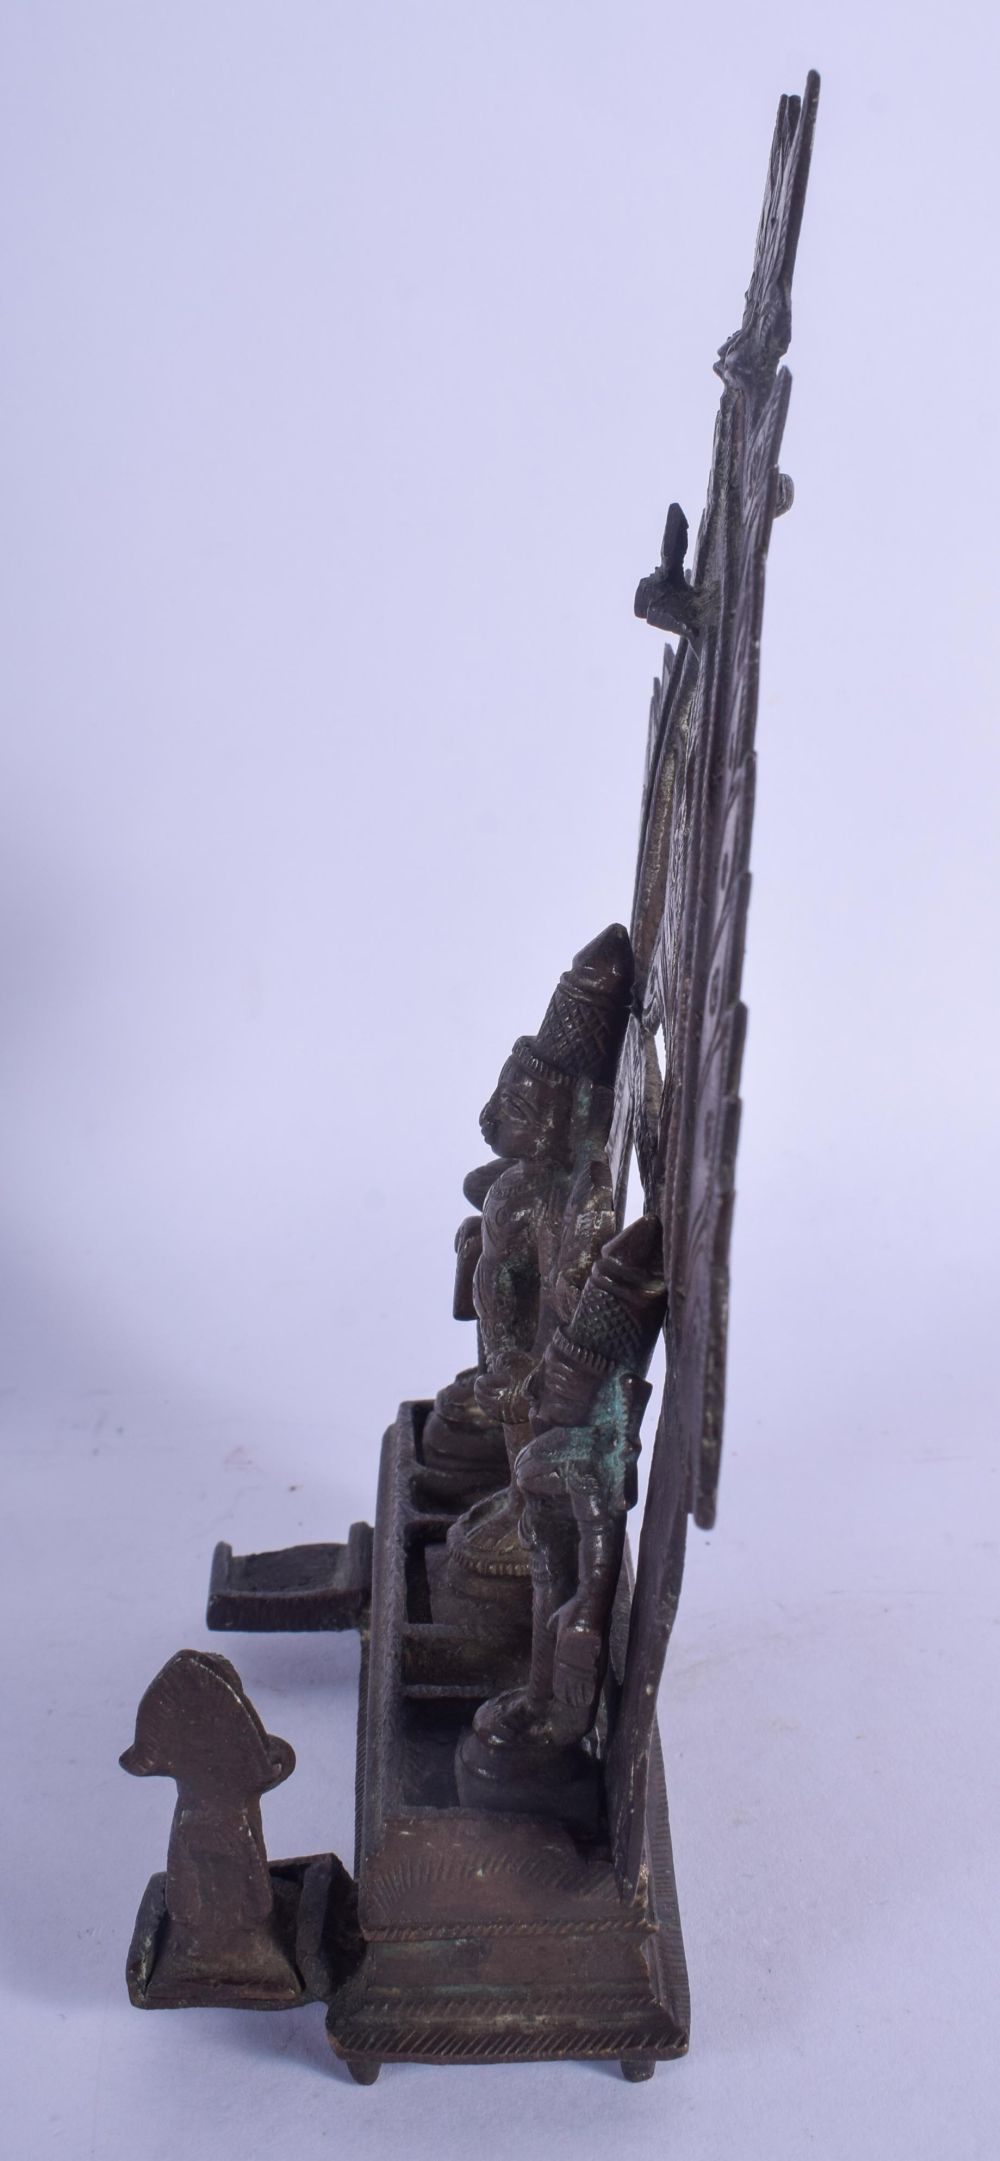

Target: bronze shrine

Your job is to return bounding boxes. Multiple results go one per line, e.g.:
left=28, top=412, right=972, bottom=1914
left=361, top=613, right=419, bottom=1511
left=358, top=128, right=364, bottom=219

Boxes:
left=121, top=72, right=820, bottom=2083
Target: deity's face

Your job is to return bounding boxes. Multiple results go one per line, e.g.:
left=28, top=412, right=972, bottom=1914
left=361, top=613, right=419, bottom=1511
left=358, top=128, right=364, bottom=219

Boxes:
left=479, top=1057, right=567, bottom=1163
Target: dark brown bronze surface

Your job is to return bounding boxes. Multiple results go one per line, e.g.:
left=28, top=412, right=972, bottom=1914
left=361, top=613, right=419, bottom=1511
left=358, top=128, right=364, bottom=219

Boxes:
left=206, top=1523, right=373, bottom=1632
left=607, top=65, right=819, bottom=1898
left=122, top=69, right=819, bottom=2081
left=120, top=1650, right=363, bottom=2008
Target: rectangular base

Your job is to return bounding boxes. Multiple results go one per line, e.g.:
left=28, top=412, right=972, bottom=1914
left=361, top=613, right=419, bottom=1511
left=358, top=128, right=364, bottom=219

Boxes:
left=328, top=1931, right=685, bottom=2069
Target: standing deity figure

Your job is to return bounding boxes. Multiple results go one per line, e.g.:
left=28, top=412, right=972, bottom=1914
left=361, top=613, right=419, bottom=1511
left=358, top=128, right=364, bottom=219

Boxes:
left=443, top=924, right=634, bottom=1605
left=456, top=1214, right=668, bottom=1813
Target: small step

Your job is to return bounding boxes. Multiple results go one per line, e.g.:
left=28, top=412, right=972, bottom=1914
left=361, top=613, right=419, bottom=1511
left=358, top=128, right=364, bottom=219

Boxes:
left=206, top=1522, right=373, bottom=1632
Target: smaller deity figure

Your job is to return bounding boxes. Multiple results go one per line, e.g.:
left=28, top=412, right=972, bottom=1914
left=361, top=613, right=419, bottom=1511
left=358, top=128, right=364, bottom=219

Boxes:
left=455, top=1215, right=667, bottom=1814
left=120, top=1649, right=299, bottom=1998
left=443, top=926, right=634, bottom=1602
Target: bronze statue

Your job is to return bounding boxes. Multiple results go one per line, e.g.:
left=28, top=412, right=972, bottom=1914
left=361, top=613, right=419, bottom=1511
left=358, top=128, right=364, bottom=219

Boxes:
left=121, top=70, right=820, bottom=2082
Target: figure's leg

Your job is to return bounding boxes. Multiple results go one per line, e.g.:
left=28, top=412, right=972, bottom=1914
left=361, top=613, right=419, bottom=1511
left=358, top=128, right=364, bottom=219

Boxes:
left=521, top=1496, right=579, bottom=1716
left=548, top=1500, right=626, bottom=1741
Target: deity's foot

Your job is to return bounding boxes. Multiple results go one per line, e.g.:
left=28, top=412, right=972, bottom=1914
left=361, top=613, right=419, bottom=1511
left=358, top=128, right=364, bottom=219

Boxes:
left=413, top=1370, right=508, bottom=1505
left=417, top=1395, right=508, bottom=1505
left=454, top=1687, right=599, bottom=1829
left=421, top=1409, right=507, bottom=1476
left=467, top=1687, right=557, bottom=1750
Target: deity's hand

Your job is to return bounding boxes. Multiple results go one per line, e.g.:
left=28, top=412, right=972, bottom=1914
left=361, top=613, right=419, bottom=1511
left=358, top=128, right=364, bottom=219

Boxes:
left=550, top=1588, right=599, bottom=1643
left=513, top=1426, right=572, bottom=1503
left=433, top=1367, right=483, bottom=1418
left=516, top=1491, right=546, bottom=1553
left=474, top=1353, right=536, bottom=1428
left=549, top=1600, right=604, bottom=1716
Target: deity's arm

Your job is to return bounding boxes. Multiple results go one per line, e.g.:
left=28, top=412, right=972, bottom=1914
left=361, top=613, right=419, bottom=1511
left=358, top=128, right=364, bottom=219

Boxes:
left=473, top=1165, right=544, bottom=1423
left=452, top=1158, right=512, bottom=1323
left=452, top=1215, right=482, bottom=1321
left=549, top=1154, right=617, bottom=1328
left=516, top=1386, right=647, bottom=1734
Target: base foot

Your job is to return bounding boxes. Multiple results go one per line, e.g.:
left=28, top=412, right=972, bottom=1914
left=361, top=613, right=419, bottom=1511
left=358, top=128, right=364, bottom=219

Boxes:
left=620, top=2056, right=656, bottom=2083
left=345, top=2057, right=381, bottom=2086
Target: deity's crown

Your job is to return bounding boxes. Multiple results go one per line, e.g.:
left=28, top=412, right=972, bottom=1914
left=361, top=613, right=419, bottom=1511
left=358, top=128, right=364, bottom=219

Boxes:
left=510, top=923, right=633, bottom=1089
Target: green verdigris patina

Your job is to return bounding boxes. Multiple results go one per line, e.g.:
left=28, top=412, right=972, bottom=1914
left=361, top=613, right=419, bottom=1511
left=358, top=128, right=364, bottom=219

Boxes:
left=455, top=1214, right=668, bottom=1809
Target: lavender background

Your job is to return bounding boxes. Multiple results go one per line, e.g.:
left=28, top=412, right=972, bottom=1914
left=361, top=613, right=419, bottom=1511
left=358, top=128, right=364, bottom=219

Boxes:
left=2, top=5, right=997, bottom=2157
